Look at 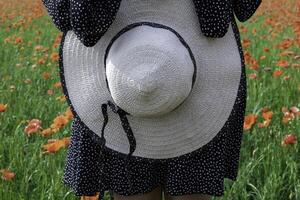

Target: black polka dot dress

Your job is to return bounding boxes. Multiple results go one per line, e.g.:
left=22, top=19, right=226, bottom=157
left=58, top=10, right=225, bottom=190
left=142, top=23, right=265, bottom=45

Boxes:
left=42, top=0, right=262, bottom=199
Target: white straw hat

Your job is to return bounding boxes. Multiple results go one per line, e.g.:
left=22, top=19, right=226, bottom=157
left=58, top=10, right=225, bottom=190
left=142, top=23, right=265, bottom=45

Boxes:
left=62, top=0, right=241, bottom=159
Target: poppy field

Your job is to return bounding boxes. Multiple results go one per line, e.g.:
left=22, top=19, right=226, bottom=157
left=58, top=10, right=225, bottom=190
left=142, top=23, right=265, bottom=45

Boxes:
left=0, top=0, right=300, bottom=199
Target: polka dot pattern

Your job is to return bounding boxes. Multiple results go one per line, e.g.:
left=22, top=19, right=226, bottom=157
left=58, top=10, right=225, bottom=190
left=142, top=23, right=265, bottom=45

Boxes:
left=47, top=1, right=262, bottom=198
left=58, top=17, right=251, bottom=198
left=232, top=0, right=263, bottom=22
left=193, top=0, right=232, bottom=38
left=42, top=0, right=261, bottom=47
left=42, top=0, right=122, bottom=47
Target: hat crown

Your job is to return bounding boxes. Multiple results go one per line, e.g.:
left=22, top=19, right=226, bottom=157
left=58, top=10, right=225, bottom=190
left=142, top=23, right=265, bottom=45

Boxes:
left=134, top=64, right=157, bottom=95
left=105, top=25, right=195, bottom=117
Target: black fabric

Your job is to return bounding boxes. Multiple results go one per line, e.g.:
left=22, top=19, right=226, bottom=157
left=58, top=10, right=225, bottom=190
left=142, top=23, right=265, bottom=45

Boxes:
left=42, top=0, right=122, bottom=47
left=232, top=0, right=263, bottom=22
left=59, top=13, right=249, bottom=199
left=51, top=0, right=260, bottom=198
left=42, top=0, right=261, bottom=47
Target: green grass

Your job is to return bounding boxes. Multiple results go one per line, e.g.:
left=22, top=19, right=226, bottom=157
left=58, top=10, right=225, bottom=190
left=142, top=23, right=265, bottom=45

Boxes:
left=1, top=9, right=300, bottom=200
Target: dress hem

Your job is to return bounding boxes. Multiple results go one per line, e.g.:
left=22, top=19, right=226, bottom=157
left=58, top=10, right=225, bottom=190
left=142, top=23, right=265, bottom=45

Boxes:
left=61, top=175, right=238, bottom=197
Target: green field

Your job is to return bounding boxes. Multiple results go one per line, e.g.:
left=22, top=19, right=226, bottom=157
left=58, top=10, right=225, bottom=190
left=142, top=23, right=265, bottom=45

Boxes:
left=1, top=1, right=300, bottom=199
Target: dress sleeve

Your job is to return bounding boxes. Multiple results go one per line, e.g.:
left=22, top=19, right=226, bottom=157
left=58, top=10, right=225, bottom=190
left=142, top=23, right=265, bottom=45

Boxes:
left=69, top=0, right=122, bottom=47
left=42, top=0, right=71, bottom=32
left=43, top=0, right=262, bottom=47
left=192, top=0, right=232, bottom=38
left=232, top=0, right=262, bottom=22
left=192, top=0, right=262, bottom=38
left=42, top=0, right=122, bottom=47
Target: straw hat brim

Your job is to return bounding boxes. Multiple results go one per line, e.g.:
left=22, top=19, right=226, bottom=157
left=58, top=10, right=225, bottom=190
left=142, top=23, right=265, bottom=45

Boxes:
left=62, top=0, right=242, bottom=159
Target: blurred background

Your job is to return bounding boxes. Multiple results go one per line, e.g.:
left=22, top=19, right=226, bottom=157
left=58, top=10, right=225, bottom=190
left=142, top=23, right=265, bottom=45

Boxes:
left=0, top=0, right=299, bottom=199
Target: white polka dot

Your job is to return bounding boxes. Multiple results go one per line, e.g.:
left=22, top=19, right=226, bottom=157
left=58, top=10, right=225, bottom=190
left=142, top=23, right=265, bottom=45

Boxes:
left=42, top=0, right=261, bottom=198
left=42, top=0, right=262, bottom=46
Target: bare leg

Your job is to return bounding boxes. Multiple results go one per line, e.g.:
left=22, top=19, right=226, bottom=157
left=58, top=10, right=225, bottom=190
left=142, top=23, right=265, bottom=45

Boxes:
left=113, top=185, right=163, bottom=200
